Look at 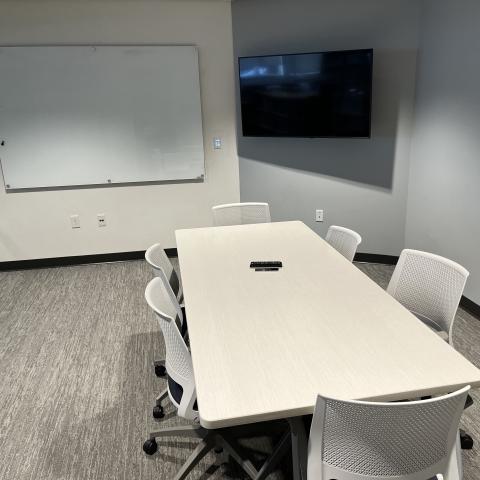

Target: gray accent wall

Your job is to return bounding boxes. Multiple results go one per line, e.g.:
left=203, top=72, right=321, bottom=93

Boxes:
left=232, top=0, right=420, bottom=255
left=406, top=0, right=480, bottom=303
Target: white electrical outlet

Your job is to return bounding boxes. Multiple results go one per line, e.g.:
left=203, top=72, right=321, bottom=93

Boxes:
left=70, top=214, right=81, bottom=229
left=97, top=213, right=107, bottom=227
left=213, top=137, right=222, bottom=150
left=315, top=209, right=324, bottom=222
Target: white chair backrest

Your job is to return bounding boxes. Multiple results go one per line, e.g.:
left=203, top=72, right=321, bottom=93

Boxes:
left=325, top=225, right=362, bottom=262
left=145, top=243, right=183, bottom=312
left=387, top=249, right=469, bottom=343
left=212, top=202, right=271, bottom=227
left=308, top=386, right=470, bottom=480
left=145, top=277, right=196, bottom=420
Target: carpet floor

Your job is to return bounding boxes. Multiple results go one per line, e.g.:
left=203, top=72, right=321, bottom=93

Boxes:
left=0, top=260, right=478, bottom=479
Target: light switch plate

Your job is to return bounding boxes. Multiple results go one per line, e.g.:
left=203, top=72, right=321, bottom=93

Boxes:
left=70, top=214, right=80, bottom=229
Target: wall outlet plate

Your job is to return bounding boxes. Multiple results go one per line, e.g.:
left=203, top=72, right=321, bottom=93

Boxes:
left=97, top=213, right=107, bottom=227
left=213, top=137, right=222, bottom=150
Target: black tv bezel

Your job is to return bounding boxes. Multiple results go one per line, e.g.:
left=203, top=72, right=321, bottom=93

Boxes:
left=238, top=48, right=374, bottom=139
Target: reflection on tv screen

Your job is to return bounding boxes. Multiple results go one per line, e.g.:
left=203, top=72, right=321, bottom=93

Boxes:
left=239, top=49, right=373, bottom=138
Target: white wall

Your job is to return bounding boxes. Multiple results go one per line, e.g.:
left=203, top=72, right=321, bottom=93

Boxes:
left=0, top=0, right=240, bottom=261
left=232, top=0, right=421, bottom=256
left=406, top=0, right=480, bottom=303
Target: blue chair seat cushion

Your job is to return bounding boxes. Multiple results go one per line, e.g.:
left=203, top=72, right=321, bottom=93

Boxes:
left=168, top=375, right=198, bottom=411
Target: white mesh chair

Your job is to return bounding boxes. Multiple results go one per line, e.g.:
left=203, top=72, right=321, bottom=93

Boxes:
left=142, top=277, right=262, bottom=480
left=145, top=243, right=184, bottom=307
left=387, top=249, right=469, bottom=346
left=307, top=387, right=470, bottom=480
left=145, top=243, right=186, bottom=378
left=387, top=249, right=474, bottom=451
left=212, top=202, right=271, bottom=227
left=325, top=225, right=362, bottom=262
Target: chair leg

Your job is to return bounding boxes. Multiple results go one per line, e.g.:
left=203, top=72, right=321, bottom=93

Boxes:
left=149, top=425, right=208, bottom=440
left=173, top=436, right=216, bottom=480
left=154, top=359, right=166, bottom=377
left=289, top=417, right=308, bottom=480
left=152, top=388, right=169, bottom=419
left=254, top=429, right=291, bottom=480
left=146, top=424, right=290, bottom=480
left=155, top=388, right=168, bottom=406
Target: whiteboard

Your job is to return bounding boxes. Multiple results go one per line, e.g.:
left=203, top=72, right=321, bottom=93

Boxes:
left=0, top=46, right=205, bottom=189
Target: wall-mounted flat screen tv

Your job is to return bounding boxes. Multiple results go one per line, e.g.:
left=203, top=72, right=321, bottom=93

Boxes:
left=239, top=48, right=373, bottom=138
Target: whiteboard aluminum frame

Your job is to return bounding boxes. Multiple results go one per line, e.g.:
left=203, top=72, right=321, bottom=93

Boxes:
left=0, top=44, right=206, bottom=191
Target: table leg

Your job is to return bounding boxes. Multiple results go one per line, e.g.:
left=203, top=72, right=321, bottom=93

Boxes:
left=219, top=432, right=259, bottom=480
left=288, top=417, right=308, bottom=480
left=254, top=429, right=291, bottom=480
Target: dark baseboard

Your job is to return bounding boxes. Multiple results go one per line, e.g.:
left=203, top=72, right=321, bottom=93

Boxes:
left=0, top=251, right=145, bottom=271
left=460, top=295, right=480, bottom=319
left=354, top=253, right=399, bottom=265
left=0, top=248, right=178, bottom=272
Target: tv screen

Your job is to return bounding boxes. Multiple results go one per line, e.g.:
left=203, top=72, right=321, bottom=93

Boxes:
left=239, top=49, right=373, bottom=138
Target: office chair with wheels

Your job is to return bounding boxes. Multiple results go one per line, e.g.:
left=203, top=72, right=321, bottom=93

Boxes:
left=145, top=243, right=186, bottom=379
left=387, top=248, right=473, bottom=450
left=142, top=277, right=261, bottom=480
left=387, top=249, right=468, bottom=346
left=325, top=225, right=362, bottom=262
left=307, top=387, right=470, bottom=480
left=212, top=202, right=271, bottom=226
left=145, top=243, right=184, bottom=307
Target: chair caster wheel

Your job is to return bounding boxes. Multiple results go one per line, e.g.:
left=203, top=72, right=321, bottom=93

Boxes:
left=152, top=405, right=165, bottom=418
left=460, top=431, right=474, bottom=450
left=155, top=364, right=166, bottom=377
left=153, top=405, right=164, bottom=419
left=143, top=438, right=158, bottom=455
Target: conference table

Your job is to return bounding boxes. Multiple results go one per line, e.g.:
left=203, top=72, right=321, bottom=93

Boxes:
left=176, top=220, right=480, bottom=479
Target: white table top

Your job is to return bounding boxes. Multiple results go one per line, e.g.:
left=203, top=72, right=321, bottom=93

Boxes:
left=176, top=221, right=480, bottom=429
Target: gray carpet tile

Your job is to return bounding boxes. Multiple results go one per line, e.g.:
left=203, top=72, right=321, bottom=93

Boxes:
left=0, top=261, right=283, bottom=480
left=0, top=260, right=478, bottom=479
